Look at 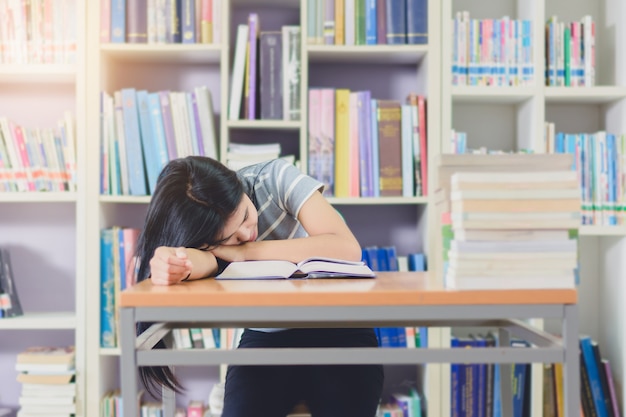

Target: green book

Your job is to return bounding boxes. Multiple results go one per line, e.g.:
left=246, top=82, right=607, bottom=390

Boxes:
left=564, top=26, right=571, bottom=86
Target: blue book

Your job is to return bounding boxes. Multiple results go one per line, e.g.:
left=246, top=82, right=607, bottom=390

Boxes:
left=110, top=0, right=126, bottom=43
left=406, top=0, right=427, bottom=44
left=383, top=246, right=398, bottom=271
left=120, top=88, right=148, bottom=195
left=136, top=90, right=160, bottom=195
left=186, top=93, right=200, bottom=156
left=117, top=227, right=127, bottom=291
left=167, top=0, right=182, bottom=43
left=365, top=0, right=378, bottom=44
left=147, top=92, right=170, bottom=173
left=100, top=229, right=116, bottom=348
left=364, top=246, right=379, bottom=270
left=580, top=336, right=609, bottom=417
left=385, top=0, right=407, bottom=44
left=181, top=0, right=196, bottom=43
left=450, top=337, right=462, bottom=417
left=408, top=253, right=426, bottom=271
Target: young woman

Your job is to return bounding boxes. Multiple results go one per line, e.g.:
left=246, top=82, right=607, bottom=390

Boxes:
left=135, top=156, right=383, bottom=417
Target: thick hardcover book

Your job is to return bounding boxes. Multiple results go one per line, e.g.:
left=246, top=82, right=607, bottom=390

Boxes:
left=120, top=88, right=148, bottom=195
left=282, top=26, right=301, bottom=121
left=111, top=0, right=126, bottom=43
left=0, top=247, right=23, bottom=317
left=215, top=257, right=375, bottom=280
left=260, top=32, right=283, bottom=120
left=126, top=0, right=148, bottom=43
left=406, top=0, right=427, bottom=44
left=385, top=0, right=407, bottom=44
left=181, top=0, right=196, bottom=43
left=376, top=100, right=403, bottom=196
left=228, top=24, right=250, bottom=120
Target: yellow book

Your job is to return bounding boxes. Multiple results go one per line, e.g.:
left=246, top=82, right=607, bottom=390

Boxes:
left=334, top=89, right=350, bottom=197
left=335, top=0, right=345, bottom=45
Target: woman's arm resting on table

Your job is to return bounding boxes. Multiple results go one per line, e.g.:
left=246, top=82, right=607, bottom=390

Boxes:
left=211, top=191, right=362, bottom=263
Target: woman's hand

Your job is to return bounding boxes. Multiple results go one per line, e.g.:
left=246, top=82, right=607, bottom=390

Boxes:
left=149, top=246, right=193, bottom=286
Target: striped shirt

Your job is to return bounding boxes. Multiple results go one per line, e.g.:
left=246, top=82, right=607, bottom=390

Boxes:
left=237, top=159, right=323, bottom=242
left=237, top=159, right=323, bottom=333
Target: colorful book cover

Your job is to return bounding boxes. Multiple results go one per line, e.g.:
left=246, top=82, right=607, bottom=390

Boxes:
left=120, top=88, right=148, bottom=195
left=100, top=229, right=116, bottom=348
left=334, top=89, right=351, bottom=197
left=365, top=0, right=377, bottom=44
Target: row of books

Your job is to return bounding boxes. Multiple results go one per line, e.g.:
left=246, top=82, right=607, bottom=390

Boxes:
left=171, top=327, right=221, bottom=349
left=102, top=391, right=210, bottom=417
left=0, top=0, right=77, bottom=65
left=100, top=226, right=140, bottom=348
left=15, top=346, right=76, bottom=417
left=577, top=335, right=620, bottom=417
left=308, top=89, right=428, bottom=198
left=100, top=86, right=218, bottom=196
left=0, top=113, right=77, bottom=193
left=545, top=15, right=596, bottom=87
left=451, top=12, right=534, bottom=87
left=379, top=389, right=423, bottom=417
left=228, top=16, right=301, bottom=121
left=306, top=0, right=427, bottom=46
left=0, top=246, right=22, bottom=318
left=101, top=0, right=221, bottom=45
left=451, top=334, right=532, bottom=417
left=545, top=123, right=626, bottom=226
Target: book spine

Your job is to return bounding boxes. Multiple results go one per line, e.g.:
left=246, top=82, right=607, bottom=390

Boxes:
left=344, top=0, right=355, bottom=45
left=229, top=24, right=249, bottom=120
left=100, top=229, right=116, bottom=347
left=365, top=0, right=377, bottom=45
left=406, top=0, right=427, bottom=44
left=400, top=104, right=414, bottom=197
left=282, top=26, right=301, bottom=121
left=159, top=90, right=178, bottom=160
left=376, top=0, right=386, bottom=44
left=111, top=0, right=126, bottom=43
left=306, top=0, right=317, bottom=44
left=334, top=0, right=344, bottom=44
left=357, top=91, right=372, bottom=197
left=121, top=88, right=148, bottom=195
left=135, top=90, right=159, bottom=195
left=320, top=89, right=336, bottom=196
left=334, top=89, right=350, bottom=197
left=147, top=92, right=170, bottom=170
left=385, top=0, right=406, bottom=45
left=308, top=88, right=322, bottom=186
left=101, top=0, right=111, bottom=43
left=323, top=0, right=335, bottom=44
left=370, top=98, right=380, bottom=197
left=194, top=86, right=218, bottom=159
left=126, top=0, right=148, bottom=43
left=354, top=0, right=366, bottom=45
left=580, top=337, right=609, bottom=417
left=181, top=0, right=196, bottom=43
left=200, top=0, right=212, bottom=43
left=167, top=0, right=182, bottom=43
left=246, top=13, right=259, bottom=120
left=376, top=100, right=403, bottom=196
left=260, top=32, right=283, bottom=120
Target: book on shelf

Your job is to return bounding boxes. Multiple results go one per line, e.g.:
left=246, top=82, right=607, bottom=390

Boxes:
left=260, top=31, right=284, bottom=120
left=215, top=257, right=375, bottom=280
left=0, top=247, right=23, bottom=318
left=282, top=25, right=301, bottom=121
left=16, top=346, right=75, bottom=372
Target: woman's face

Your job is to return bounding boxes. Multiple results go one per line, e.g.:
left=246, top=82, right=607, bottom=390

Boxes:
left=219, top=194, right=259, bottom=245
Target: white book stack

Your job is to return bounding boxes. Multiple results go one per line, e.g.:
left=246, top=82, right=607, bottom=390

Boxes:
left=226, top=142, right=295, bottom=171
left=445, top=168, right=581, bottom=290
left=15, top=346, right=76, bottom=417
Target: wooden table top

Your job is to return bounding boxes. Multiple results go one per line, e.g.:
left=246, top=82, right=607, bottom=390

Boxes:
left=120, top=272, right=577, bottom=308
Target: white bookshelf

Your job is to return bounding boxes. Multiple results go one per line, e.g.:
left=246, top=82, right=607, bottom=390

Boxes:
left=441, top=0, right=626, bottom=416
left=0, top=0, right=87, bottom=415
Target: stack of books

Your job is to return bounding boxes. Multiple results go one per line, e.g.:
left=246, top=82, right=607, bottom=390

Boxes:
left=437, top=153, right=581, bottom=290
left=226, top=143, right=295, bottom=171
left=15, top=346, right=76, bottom=417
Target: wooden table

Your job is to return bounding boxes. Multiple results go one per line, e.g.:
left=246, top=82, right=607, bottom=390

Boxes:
left=119, top=272, right=579, bottom=417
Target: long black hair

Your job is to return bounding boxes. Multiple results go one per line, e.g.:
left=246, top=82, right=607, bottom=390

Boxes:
left=135, top=156, right=244, bottom=397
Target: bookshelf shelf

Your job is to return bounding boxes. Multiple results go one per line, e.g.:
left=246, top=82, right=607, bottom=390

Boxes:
left=451, top=86, right=537, bottom=103
left=0, top=65, right=77, bottom=84
left=99, top=195, right=151, bottom=204
left=0, top=312, right=76, bottom=330
left=100, top=348, right=121, bottom=356
left=544, top=86, right=626, bottom=103
left=100, top=44, right=222, bottom=64
left=226, top=120, right=303, bottom=130
left=306, top=45, right=428, bottom=64
left=579, top=225, right=626, bottom=236
left=0, top=193, right=78, bottom=203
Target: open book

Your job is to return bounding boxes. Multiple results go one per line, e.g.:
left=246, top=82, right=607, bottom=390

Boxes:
left=215, top=257, right=376, bottom=280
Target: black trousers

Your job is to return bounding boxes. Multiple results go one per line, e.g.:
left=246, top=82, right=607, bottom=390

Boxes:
left=222, top=328, right=384, bottom=417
